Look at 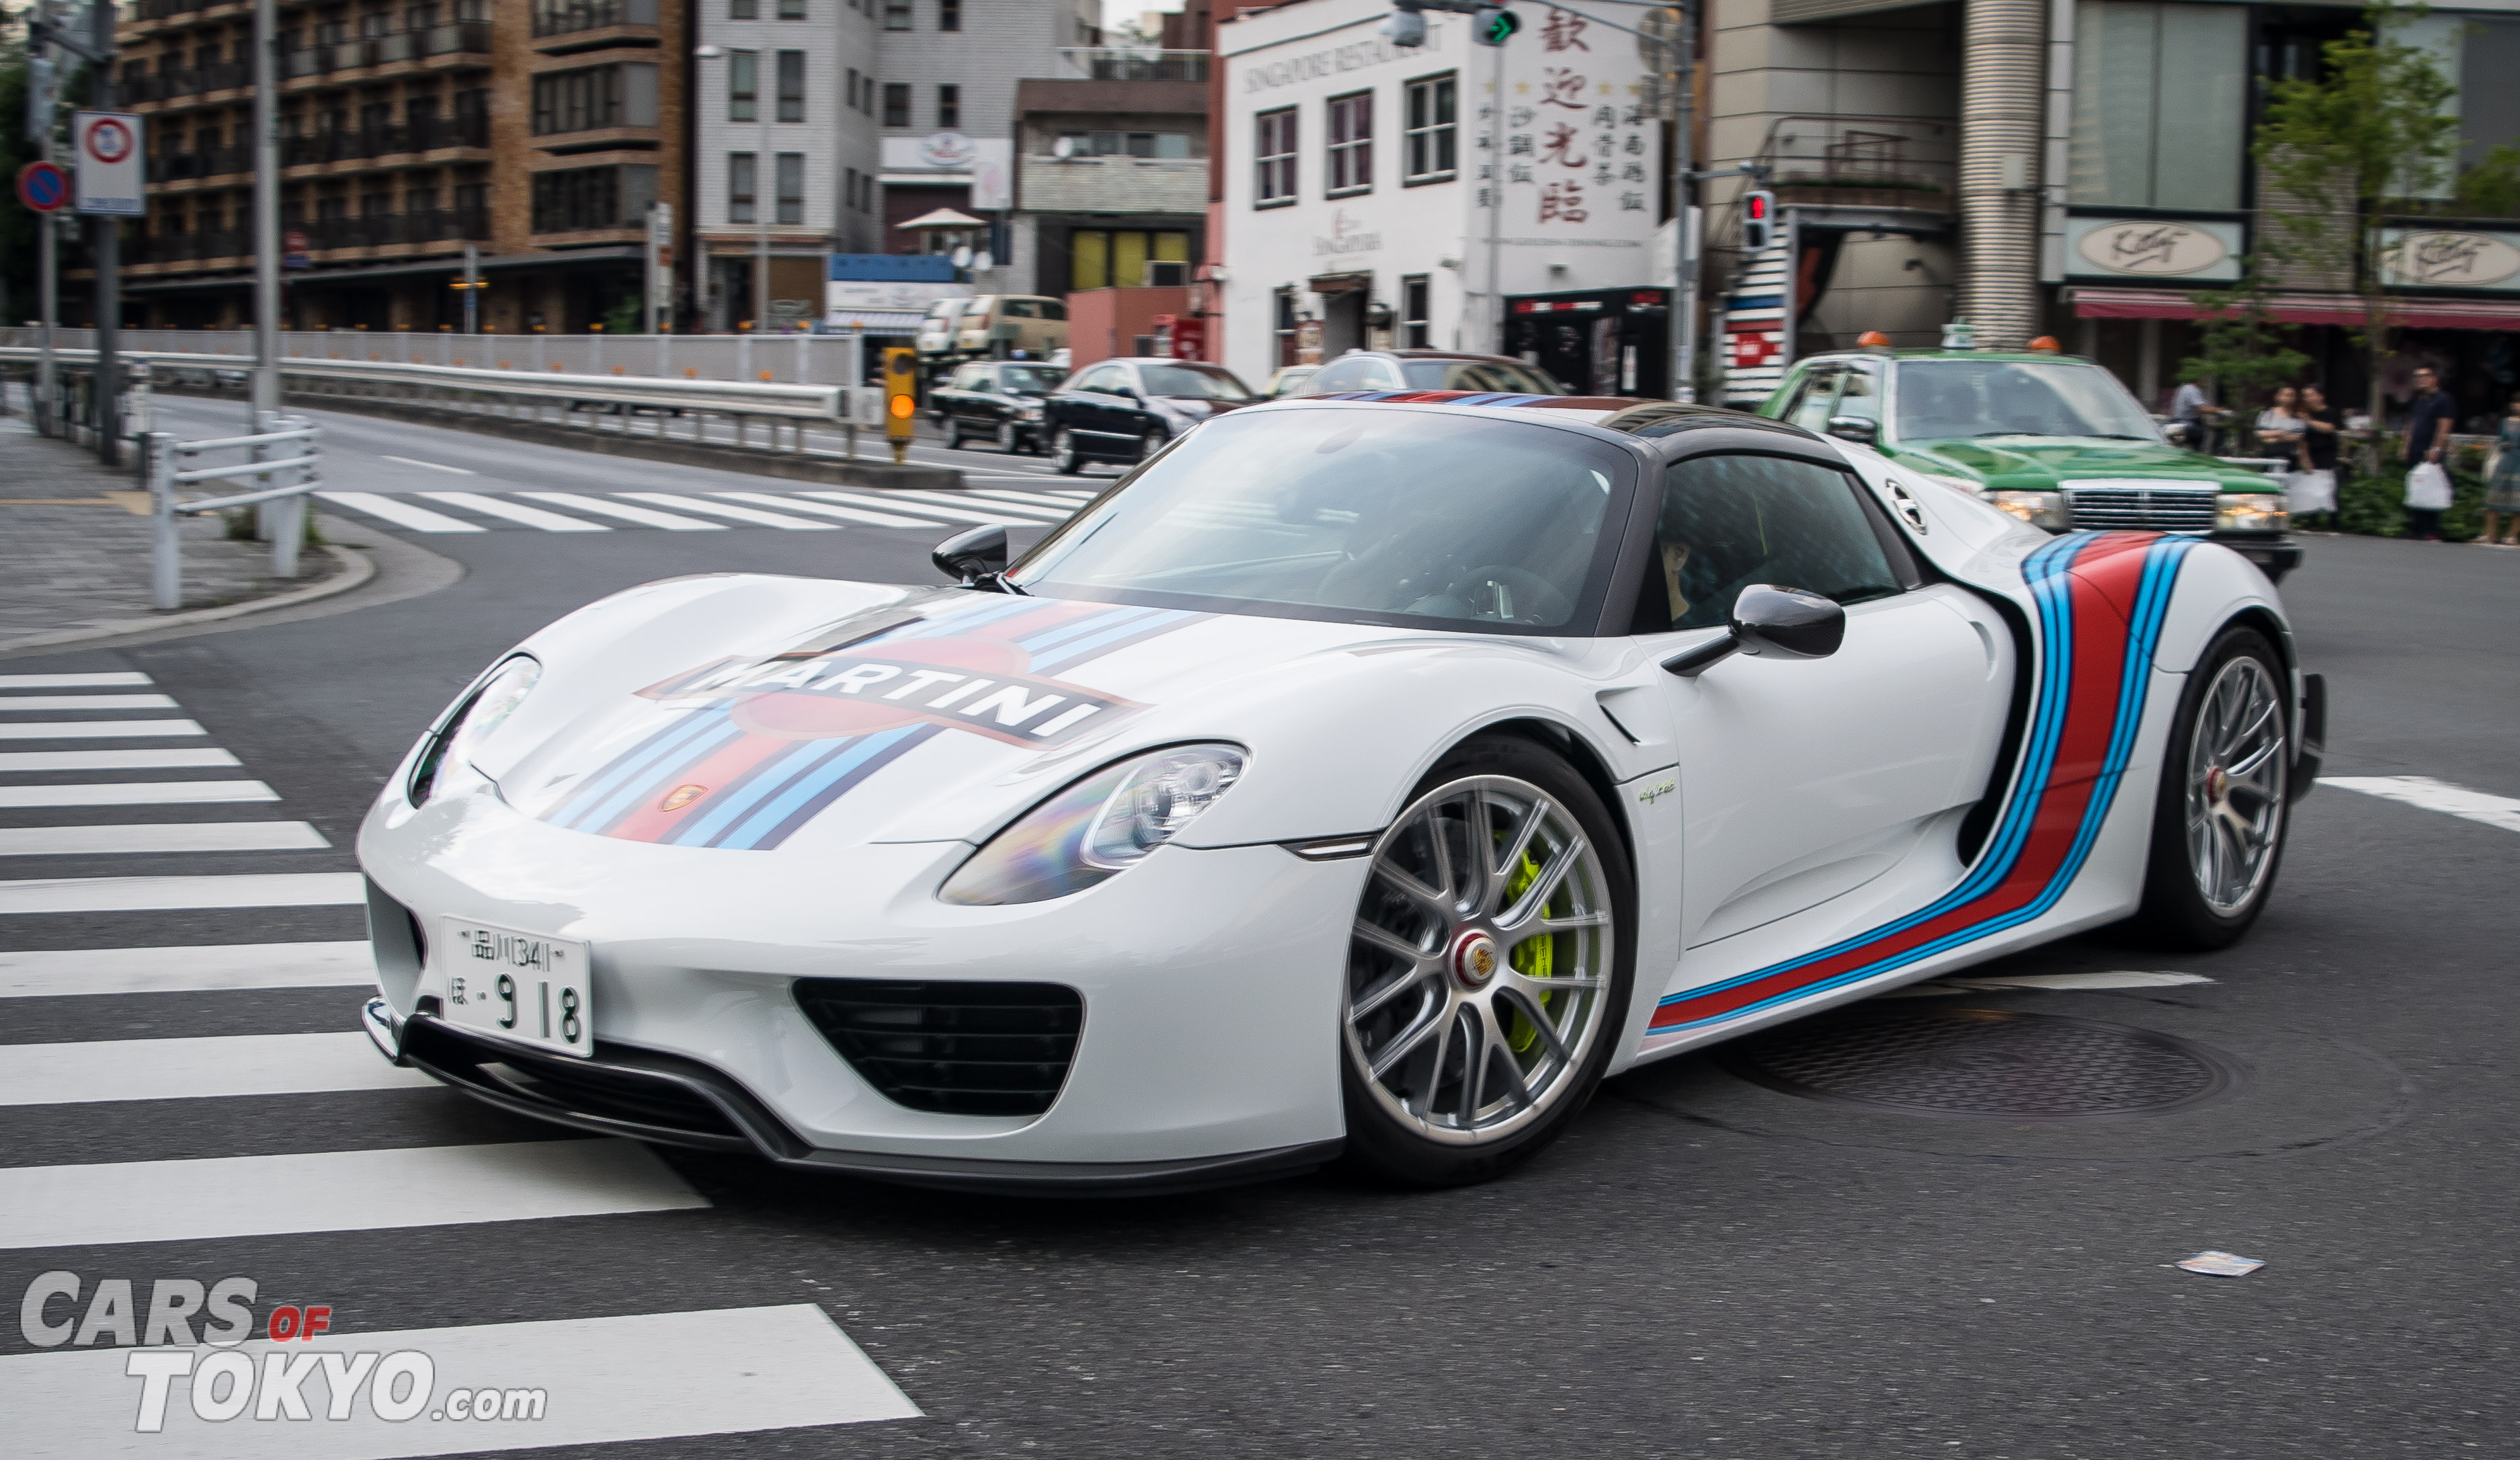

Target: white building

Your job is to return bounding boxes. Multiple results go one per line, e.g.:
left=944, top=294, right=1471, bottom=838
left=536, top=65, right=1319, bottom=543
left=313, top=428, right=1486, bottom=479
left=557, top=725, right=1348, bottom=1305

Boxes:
left=693, top=0, right=885, bottom=329
left=1215, top=0, right=1662, bottom=390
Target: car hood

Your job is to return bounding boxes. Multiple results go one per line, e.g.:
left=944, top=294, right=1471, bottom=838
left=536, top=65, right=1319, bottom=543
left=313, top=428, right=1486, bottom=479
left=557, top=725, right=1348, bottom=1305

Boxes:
left=1892, top=436, right=2262, bottom=491
left=469, top=578, right=1412, bottom=857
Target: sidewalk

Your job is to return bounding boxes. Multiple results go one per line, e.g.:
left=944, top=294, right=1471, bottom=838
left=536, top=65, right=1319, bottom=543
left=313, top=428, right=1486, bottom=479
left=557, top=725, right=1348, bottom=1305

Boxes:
left=0, top=415, right=358, bottom=649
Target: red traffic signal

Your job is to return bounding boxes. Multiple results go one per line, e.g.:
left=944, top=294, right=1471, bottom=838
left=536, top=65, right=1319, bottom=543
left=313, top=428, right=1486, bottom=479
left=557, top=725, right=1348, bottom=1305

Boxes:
left=1741, top=189, right=1777, bottom=252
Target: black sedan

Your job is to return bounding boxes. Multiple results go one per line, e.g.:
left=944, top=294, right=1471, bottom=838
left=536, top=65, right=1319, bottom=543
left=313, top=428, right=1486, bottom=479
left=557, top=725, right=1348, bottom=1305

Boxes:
left=1041, top=358, right=1257, bottom=473
left=931, top=360, right=1070, bottom=454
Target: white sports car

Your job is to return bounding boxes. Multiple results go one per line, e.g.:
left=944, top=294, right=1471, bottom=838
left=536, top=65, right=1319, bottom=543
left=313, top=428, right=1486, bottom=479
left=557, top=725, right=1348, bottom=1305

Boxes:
left=358, top=393, right=2324, bottom=1192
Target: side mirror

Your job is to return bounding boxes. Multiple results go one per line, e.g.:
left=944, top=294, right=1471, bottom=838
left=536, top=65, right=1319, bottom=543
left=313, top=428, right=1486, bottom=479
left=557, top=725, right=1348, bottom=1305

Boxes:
left=1825, top=415, right=1878, bottom=446
left=932, top=524, right=1008, bottom=586
left=1662, top=585, right=1846, bottom=678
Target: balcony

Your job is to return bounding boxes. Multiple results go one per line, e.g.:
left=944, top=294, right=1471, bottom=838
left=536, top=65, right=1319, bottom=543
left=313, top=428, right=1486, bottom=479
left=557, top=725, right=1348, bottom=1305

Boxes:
left=1020, top=156, right=1207, bottom=216
left=532, top=0, right=658, bottom=38
left=133, top=228, right=251, bottom=265
left=300, top=208, right=492, bottom=250
left=155, top=145, right=253, bottom=182
left=1758, top=115, right=1955, bottom=217
left=132, top=0, right=231, bottom=21
left=278, top=24, right=492, bottom=80
left=281, top=115, right=490, bottom=167
left=1056, top=47, right=1208, bottom=83
left=121, top=60, right=250, bottom=104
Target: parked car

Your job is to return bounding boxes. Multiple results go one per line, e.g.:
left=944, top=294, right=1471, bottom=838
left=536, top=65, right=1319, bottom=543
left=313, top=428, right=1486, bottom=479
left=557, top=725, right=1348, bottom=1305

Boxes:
left=951, top=296, right=1071, bottom=360
left=1760, top=346, right=2302, bottom=582
left=914, top=298, right=973, bottom=361
left=1295, top=349, right=1568, bottom=397
left=1041, top=358, right=1257, bottom=473
left=931, top=360, right=1071, bottom=454
left=1261, top=365, right=1320, bottom=399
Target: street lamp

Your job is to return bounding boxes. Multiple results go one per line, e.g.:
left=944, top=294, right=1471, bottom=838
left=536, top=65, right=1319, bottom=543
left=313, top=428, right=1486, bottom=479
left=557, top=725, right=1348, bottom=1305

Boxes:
left=694, top=44, right=770, bottom=333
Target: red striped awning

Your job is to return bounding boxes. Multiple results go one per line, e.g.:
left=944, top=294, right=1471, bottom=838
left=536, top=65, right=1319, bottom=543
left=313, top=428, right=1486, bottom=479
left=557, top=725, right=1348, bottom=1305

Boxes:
left=2067, top=286, right=2520, bottom=331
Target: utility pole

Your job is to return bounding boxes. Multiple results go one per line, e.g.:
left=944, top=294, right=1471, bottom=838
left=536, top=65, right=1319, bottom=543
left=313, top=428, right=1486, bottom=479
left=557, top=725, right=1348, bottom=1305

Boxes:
left=461, top=242, right=479, bottom=333
left=1666, top=2, right=1697, bottom=403
left=29, top=3, right=60, bottom=432
left=251, top=0, right=280, bottom=430
left=89, top=0, right=121, bottom=467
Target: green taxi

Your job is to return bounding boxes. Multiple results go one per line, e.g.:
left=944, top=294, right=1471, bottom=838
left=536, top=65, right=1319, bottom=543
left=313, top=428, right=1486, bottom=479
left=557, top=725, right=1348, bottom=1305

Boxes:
left=1758, top=347, right=2301, bottom=582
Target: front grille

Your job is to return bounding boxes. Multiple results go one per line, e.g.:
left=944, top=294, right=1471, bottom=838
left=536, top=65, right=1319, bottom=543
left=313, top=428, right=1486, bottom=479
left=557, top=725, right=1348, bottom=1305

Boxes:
left=2062, top=485, right=2217, bottom=532
left=795, top=979, right=1084, bottom=1117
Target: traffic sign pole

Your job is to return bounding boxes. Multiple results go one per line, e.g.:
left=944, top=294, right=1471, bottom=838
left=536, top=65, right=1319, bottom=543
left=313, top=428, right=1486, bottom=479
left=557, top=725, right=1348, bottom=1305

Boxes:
left=86, top=0, right=122, bottom=469
left=251, top=0, right=281, bottom=431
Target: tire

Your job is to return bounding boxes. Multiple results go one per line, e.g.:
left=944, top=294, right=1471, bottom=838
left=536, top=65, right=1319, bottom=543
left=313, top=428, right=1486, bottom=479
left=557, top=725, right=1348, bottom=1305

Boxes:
left=1051, top=428, right=1083, bottom=475
left=997, top=420, right=1019, bottom=453
left=1338, top=735, right=1637, bottom=1188
left=944, top=419, right=965, bottom=450
left=1139, top=428, right=1166, bottom=462
left=2126, top=626, right=2291, bottom=948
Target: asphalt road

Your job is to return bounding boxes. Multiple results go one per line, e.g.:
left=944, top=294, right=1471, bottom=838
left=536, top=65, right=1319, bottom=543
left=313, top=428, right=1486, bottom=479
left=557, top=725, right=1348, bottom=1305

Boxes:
left=1, top=409, right=2515, bottom=1460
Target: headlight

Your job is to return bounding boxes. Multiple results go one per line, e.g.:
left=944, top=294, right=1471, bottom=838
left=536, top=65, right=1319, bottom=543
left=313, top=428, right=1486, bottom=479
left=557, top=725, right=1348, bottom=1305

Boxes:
left=2216, top=493, right=2288, bottom=532
left=938, top=743, right=1246, bottom=906
left=1018, top=405, right=1044, bottom=419
left=1988, top=489, right=2069, bottom=530
left=406, top=656, right=540, bottom=806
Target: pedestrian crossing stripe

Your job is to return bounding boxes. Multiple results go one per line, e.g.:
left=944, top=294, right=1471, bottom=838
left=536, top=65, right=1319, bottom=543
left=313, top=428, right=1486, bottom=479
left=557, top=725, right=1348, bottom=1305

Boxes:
left=0, top=747, right=241, bottom=772
left=0, top=693, right=182, bottom=712
left=0, top=672, right=155, bottom=688
left=0, top=719, right=207, bottom=740
left=0, top=1030, right=436, bottom=1106
left=0, top=820, right=328, bottom=856
left=312, top=485, right=1091, bottom=535
left=0, top=940, right=374, bottom=998
left=0, top=870, right=367, bottom=914
left=0, top=780, right=280, bottom=809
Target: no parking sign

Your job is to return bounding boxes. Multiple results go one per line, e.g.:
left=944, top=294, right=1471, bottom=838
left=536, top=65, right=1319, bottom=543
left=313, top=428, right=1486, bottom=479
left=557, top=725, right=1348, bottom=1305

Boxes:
left=73, top=110, right=145, bottom=217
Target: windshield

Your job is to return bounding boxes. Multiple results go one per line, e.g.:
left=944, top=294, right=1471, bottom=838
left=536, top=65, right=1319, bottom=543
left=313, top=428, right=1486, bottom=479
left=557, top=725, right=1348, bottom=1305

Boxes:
left=924, top=301, right=967, bottom=323
left=1895, top=360, right=2164, bottom=442
left=1399, top=360, right=1567, bottom=395
left=1000, top=366, right=1064, bottom=395
left=1008, top=407, right=1631, bottom=633
left=1139, top=363, right=1252, bottom=401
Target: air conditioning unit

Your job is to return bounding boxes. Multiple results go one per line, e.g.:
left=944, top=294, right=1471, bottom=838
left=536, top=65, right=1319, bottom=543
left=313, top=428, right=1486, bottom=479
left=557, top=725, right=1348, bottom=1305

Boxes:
left=1143, top=260, right=1188, bottom=286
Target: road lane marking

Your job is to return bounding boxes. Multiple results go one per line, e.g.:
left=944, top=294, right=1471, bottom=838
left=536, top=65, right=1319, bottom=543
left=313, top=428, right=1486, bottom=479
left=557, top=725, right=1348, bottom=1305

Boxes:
left=2320, top=775, right=2520, bottom=834
left=316, top=492, right=489, bottom=533
left=0, top=780, right=278, bottom=809
left=965, top=487, right=1091, bottom=510
left=710, top=491, right=937, bottom=528
left=0, top=719, right=206, bottom=740
left=0, top=821, right=329, bottom=856
left=0, top=871, right=366, bottom=914
left=0, top=940, right=374, bottom=998
left=382, top=454, right=479, bottom=474
left=796, top=489, right=1030, bottom=526
left=0, top=672, right=152, bottom=688
left=514, top=492, right=727, bottom=530
left=0, top=1031, right=434, bottom=1105
left=619, top=493, right=838, bottom=530
left=884, top=489, right=1073, bottom=521
left=418, top=492, right=610, bottom=532
left=0, top=1139, right=708, bottom=1249
left=0, top=693, right=180, bottom=712
left=1, top=1304, right=918, bottom=1457
left=0, top=747, right=241, bottom=772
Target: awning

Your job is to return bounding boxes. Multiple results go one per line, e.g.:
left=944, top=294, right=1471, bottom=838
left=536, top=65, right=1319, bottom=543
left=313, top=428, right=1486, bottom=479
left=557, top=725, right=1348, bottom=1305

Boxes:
left=817, top=310, right=928, bottom=335
left=2068, top=285, right=2520, bottom=331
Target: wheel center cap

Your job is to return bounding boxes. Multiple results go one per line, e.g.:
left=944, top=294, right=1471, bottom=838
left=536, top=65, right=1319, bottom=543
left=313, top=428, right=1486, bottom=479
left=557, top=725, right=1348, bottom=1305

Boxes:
left=2205, top=766, right=2230, bottom=804
left=1450, top=930, right=1500, bottom=988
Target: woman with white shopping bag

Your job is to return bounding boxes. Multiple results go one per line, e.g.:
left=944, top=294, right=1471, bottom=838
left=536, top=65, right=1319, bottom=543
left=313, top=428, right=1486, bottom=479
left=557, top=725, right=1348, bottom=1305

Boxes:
left=2292, top=385, right=2342, bottom=530
left=2255, top=387, right=2308, bottom=514
left=2402, top=366, right=2458, bottom=540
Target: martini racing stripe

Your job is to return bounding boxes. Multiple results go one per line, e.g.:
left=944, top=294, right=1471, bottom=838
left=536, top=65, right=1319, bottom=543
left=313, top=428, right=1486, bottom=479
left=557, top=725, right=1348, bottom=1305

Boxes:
left=1647, top=532, right=2198, bottom=1035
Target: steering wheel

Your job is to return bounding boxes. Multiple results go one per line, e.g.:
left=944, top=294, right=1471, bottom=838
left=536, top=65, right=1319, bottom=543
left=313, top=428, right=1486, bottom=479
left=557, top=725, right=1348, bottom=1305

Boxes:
left=1451, top=564, right=1572, bottom=625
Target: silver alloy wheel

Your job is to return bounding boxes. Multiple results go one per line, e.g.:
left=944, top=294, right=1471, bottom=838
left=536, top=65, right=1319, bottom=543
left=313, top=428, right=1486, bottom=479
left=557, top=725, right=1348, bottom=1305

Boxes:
left=2185, top=655, right=2287, bottom=914
left=1053, top=430, right=1078, bottom=471
left=945, top=419, right=963, bottom=448
left=1345, top=774, right=1616, bottom=1146
left=998, top=419, right=1018, bottom=452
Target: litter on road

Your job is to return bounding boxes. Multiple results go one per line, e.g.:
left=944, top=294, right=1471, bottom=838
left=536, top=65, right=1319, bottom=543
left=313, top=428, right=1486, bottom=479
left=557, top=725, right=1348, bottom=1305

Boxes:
left=2174, top=1251, right=2266, bottom=1277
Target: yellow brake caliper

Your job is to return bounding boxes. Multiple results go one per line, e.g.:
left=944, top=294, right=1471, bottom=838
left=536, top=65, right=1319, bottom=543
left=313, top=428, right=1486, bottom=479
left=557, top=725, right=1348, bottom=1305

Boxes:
left=1500, top=843, right=1555, bottom=1055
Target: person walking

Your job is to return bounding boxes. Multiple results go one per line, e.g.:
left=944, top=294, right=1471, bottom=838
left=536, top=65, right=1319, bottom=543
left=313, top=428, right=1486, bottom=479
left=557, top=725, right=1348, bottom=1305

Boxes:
left=2486, top=391, right=2520, bottom=547
left=2172, top=377, right=2223, bottom=455
left=2402, top=366, right=2458, bottom=541
left=2294, top=384, right=2343, bottom=530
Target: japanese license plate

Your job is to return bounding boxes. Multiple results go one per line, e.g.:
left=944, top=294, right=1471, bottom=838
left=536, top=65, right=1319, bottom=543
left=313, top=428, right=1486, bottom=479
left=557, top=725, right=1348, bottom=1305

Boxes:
left=437, top=918, right=593, bottom=1058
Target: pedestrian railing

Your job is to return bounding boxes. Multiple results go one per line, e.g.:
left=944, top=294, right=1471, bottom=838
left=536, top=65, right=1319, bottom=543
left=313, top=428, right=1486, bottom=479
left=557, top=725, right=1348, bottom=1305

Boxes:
left=144, top=421, right=323, bottom=611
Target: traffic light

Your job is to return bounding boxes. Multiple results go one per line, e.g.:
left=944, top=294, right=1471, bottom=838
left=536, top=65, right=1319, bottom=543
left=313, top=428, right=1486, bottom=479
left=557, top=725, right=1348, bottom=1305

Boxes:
left=883, top=346, right=918, bottom=464
left=1741, top=189, right=1777, bottom=252
left=1473, top=5, right=1519, bottom=45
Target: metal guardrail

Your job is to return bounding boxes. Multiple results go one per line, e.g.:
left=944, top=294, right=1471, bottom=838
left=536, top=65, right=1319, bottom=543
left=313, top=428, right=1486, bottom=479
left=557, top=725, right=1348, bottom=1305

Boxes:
left=145, top=421, right=324, bottom=611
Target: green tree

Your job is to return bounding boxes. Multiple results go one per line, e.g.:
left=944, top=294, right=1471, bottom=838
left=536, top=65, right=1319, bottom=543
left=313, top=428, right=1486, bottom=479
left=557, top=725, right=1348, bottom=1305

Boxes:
left=1, top=21, right=48, bottom=326
left=2252, top=3, right=2462, bottom=435
left=2176, top=266, right=2312, bottom=441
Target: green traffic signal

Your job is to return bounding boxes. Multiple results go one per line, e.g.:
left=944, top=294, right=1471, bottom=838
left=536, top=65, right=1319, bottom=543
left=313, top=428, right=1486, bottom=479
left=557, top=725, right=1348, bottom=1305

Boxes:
left=1476, top=6, right=1520, bottom=45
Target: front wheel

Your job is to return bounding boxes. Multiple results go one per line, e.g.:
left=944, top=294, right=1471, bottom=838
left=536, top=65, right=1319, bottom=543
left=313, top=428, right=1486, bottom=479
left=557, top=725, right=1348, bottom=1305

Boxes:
left=2126, top=626, right=2291, bottom=948
left=1340, top=736, right=1635, bottom=1188
left=1139, top=428, right=1167, bottom=462
left=998, top=419, right=1020, bottom=453
left=944, top=419, right=965, bottom=449
left=1050, top=428, right=1083, bottom=475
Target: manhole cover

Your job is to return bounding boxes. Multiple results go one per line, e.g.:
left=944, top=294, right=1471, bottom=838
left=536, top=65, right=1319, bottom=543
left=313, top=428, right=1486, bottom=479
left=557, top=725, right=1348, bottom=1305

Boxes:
left=1714, top=1008, right=2246, bottom=1123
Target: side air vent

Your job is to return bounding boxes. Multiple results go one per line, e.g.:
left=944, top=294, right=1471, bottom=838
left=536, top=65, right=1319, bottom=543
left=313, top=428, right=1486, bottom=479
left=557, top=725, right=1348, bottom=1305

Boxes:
left=793, top=979, right=1085, bottom=1118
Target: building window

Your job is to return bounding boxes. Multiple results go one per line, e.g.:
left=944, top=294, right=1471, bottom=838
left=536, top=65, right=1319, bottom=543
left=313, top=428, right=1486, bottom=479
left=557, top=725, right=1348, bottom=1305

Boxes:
left=1274, top=286, right=1297, bottom=368
left=778, top=0, right=804, bottom=16
left=940, top=0, right=959, bottom=30
left=728, top=151, right=756, bottom=224
left=776, top=50, right=805, bottom=122
left=531, top=65, right=653, bottom=135
left=531, top=165, right=625, bottom=233
left=729, top=0, right=754, bottom=15
left=1404, top=73, right=1456, bottom=184
left=883, top=0, right=909, bottom=30
left=2068, top=1, right=2246, bottom=212
left=1401, top=274, right=1430, bottom=348
left=846, top=67, right=860, bottom=112
left=1327, top=91, right=1373, bottom=196
left=776, top=152, right=804, bottom=224
left=937, top=83, right=959, bottom=130
left=1069, top=229, right=1190, bottom=290
left=883, top=81, right=909, bottom=128
left=728, top=51, right=757, bottom=123
left=1255, top=106, right=1297, bottom=206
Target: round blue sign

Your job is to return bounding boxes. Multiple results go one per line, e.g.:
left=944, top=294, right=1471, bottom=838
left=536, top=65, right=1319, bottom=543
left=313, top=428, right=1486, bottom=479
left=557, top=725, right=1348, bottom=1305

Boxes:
left=17, top=162, right=68, bottom=213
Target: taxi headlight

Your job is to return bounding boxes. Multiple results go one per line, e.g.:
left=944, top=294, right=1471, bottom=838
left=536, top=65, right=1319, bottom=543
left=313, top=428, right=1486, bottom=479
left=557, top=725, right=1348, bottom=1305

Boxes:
left=406, top=656, right=540, bottom=806
left=1988, top=489, right=2069, bottom=530
left=2216, top=493, right=2289, bottom=532
left=940, top=743, right=1246, bottom=905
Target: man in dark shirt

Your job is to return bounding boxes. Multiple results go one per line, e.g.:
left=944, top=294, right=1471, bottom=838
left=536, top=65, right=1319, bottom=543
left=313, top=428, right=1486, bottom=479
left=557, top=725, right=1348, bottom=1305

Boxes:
left=2403, top=366, right=2457, bottom=540
left=2295, top=384, right=2343, bottom=530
